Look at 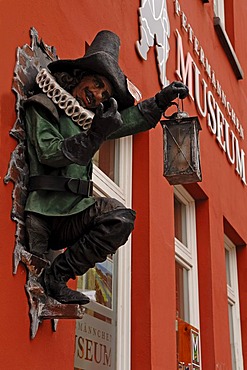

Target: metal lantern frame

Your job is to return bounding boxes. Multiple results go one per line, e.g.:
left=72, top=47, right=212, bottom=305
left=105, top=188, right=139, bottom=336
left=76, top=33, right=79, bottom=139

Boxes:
left=161, top=103, right=202, bottom=186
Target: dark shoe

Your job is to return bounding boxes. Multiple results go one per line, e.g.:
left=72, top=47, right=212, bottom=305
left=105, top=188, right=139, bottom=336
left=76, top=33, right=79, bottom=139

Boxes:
left=42, top=270, right=90, bottom=305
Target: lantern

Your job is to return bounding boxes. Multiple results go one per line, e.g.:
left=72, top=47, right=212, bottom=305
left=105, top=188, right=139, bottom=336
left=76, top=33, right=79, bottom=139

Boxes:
left=161, top=104, right=202, bottom=185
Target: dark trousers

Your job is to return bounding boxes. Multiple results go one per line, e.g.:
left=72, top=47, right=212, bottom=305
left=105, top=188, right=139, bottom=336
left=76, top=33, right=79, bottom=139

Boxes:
left=25, top=197, right=136, bottom=278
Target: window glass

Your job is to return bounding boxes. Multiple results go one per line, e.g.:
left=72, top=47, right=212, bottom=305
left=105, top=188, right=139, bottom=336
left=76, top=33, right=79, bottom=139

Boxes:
left=77, top=256, right=115, bottom=310
left=93, top=140, right=120, bottom=185
left=176, top=261, right=189, bottom=322
left=174, top=196, right=187, bottom=246
left=225, top=248, right=231, bottom=287
left=228, top=302, right=237, bottom=370
left=225, top=236, right=244, bottom=370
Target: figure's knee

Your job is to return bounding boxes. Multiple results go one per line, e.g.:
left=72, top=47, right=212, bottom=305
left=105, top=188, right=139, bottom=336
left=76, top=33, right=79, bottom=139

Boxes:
left=108, top=207, right=136, bottom=250
left=93, top=202, right=136, bottom=249
left=94, top=197, right=127, bottom=215
left=117, top=208, right=136, bottom=241
left=117, top=207, right=136, bottom=228
left=94, top=197, right=135, bottom=218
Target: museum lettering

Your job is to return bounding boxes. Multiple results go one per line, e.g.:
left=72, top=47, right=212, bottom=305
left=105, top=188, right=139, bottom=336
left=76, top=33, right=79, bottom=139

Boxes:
left=175, top=29, right=246, bottom=185
left=75, top=335, right=112, bottom=367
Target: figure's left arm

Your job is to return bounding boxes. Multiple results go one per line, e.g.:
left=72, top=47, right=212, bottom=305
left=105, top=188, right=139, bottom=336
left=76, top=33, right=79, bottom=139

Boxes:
left=107, top=81, right=189, bottom=140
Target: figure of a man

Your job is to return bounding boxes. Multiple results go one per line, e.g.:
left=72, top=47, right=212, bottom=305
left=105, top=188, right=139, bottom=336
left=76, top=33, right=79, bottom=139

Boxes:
left=24, top=30, right=188, bottom=305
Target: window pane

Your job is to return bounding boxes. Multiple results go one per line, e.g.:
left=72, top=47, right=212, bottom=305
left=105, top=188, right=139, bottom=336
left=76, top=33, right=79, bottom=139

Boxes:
left=228, top=303, right=237, bottom=370
left=225, top=248, right=231, bottom=287
left=174, top=197, right=187, bottom=246
left=225, top=237, right=243, bottom=370
left=93, top=140, right=120, bottom=184
left=77, top=257, right=114, bottom=309
left=176, top=261, right=189, bottom=322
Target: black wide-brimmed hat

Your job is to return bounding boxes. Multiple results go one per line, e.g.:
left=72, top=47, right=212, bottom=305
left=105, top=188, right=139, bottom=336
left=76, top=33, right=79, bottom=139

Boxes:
left=48, top=30, right=135, bottom=110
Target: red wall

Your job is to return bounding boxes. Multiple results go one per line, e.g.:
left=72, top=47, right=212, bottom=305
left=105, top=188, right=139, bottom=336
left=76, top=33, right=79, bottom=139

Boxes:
left=1, top=0, right=247, bottom=369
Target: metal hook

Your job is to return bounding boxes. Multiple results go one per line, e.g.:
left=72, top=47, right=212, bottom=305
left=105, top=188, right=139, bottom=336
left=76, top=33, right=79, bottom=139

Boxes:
left=163, top=94, right=187, bottom=119
left=163, top=102, right=179, bottom=119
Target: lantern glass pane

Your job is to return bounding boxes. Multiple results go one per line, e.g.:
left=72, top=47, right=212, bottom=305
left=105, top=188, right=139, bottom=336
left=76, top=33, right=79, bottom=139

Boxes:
left=167, top=123, right=191, bottom=173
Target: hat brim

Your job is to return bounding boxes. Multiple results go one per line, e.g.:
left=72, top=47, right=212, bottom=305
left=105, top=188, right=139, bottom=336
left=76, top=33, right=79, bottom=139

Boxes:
left=48, top=52, right=134, bottom=111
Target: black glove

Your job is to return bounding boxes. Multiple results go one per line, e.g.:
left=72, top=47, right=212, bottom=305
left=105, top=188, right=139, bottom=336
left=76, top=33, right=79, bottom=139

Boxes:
left=90, top=97, right=123, bottom=139
left=155, top=81, right=189, bottom=112
left=61, top=98, right=122, bottom=166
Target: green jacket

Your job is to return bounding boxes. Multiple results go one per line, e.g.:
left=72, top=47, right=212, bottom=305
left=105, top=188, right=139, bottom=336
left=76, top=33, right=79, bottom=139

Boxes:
left=24, top=94, right=160, bottom=216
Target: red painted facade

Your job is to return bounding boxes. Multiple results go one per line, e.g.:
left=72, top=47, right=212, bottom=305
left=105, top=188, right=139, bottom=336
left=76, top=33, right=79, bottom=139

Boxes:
left=1, top=0, right=247, bottom=369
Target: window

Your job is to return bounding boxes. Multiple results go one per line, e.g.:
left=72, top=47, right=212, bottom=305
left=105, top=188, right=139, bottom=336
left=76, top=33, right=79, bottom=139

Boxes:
left=93, top=140, right=120, bottom=184
left=214, top=0, right=234, bottom=43
left=74, top=137, right=133, bottom=370
left=174, top=186, right=200, bottom=327
left=213, top=0, right=243, bottom=79
left=174, top=186, right=201, bottom=368
left=225, top=235, right=244, bottom=370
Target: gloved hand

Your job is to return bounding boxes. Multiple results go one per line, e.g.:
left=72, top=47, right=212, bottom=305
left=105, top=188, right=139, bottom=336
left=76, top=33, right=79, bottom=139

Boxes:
left=62, top=98, right=122, bottom=166
left=155, top=81, right=189, bottom=112
left=90, top=97, right=123, bottom=139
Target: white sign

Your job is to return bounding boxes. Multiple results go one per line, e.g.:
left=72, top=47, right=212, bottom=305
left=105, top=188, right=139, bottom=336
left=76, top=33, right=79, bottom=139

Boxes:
left=74, top=314, right=116, bottom=369
left=136, top=0, right=170, bottom=87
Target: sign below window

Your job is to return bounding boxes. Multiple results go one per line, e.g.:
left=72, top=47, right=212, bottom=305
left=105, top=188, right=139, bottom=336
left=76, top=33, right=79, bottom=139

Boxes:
left=74, top=313, right=116, bottom=370
left=177, top=318, right=201, bottom=369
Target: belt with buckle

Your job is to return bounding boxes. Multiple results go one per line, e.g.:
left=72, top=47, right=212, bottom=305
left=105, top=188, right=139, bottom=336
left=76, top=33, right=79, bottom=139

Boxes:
left=29, top=175, right=93, bottom=196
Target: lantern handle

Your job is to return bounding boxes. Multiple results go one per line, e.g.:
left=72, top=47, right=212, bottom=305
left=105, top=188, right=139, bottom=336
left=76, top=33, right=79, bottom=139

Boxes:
left=163, top=102, right=179, bottom=119
left=163, top=98, right=189, bottom=120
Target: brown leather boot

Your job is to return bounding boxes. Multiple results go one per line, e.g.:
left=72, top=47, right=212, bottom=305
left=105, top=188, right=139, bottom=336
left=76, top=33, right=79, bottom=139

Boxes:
left=43, top=268, right=90, bottom=305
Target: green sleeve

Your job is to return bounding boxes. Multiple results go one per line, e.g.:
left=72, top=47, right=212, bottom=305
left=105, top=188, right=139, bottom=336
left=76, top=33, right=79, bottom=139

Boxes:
left=107, top=105, right=157, bottom=140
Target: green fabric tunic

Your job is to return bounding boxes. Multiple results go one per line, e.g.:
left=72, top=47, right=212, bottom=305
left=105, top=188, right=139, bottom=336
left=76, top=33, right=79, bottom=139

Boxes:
left=24, top=96, right=157, bottom=216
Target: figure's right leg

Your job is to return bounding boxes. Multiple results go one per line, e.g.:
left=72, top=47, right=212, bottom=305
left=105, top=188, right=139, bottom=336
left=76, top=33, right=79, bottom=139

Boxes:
left=43, top=198, right=136, bottom=305
left=25, top=212, right=51, bottom=260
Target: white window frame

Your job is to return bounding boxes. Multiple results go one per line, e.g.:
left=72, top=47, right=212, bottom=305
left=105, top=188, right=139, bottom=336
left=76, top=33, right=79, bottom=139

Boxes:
left=213, top=0, right=243, bottom=80
left=224, top=235, right=244, bottom=370
left=174, top=185, right=200, bottom=329
left=214, top=0, right=225, bottom=27
left=93, top=136, right=133, bottom=370
left=75, top=136, right=133, bottom=370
